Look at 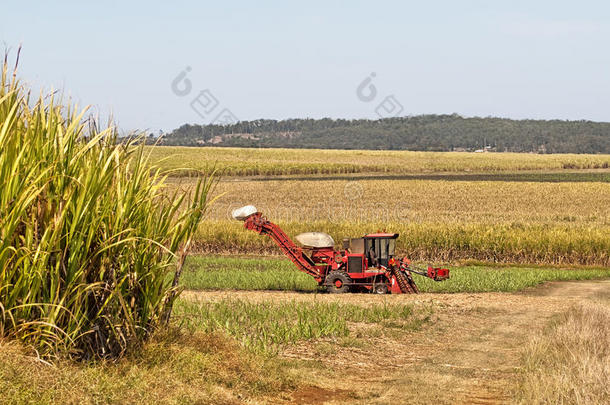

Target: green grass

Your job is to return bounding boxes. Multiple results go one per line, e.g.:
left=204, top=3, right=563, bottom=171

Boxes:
left=0, top=295, right=429, bottom=403
left=414, top=266, right=610, bottom=292
left=181, top=256, right=318, bottom=291
left=181, top=256, right=610, bottom=293
left=0, top=331, right=294, bottom=404
left=174, top=298, right=428, bottom=353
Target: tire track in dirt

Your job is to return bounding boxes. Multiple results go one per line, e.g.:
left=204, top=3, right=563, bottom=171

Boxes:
left=183, top=280, right=610, bottom=404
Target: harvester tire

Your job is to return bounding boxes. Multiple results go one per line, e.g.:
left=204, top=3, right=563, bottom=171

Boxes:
left=374, top=284, right=388, bottom=294
left=326, top=272, right=351, bottom=294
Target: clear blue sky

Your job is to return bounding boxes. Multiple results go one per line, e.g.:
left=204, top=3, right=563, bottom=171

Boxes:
left=2, top=0, right=610, bottom=133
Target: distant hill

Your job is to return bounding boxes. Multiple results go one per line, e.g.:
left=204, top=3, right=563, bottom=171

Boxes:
left=160, top=115, right=610, bottom=154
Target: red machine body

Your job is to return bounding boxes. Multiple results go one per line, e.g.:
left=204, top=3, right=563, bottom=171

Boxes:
left=240, top=211, right=449, bottom=294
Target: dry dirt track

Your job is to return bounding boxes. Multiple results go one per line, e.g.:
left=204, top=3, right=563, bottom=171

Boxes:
left=183, top=280, right=610, bottom=405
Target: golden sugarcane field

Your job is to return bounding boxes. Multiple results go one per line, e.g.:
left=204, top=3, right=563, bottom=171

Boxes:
left=148, top=145, right=610, bottom=176
left=154, top=147, right=610, bottom=266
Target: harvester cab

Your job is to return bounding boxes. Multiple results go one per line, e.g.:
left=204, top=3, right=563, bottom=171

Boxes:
left=232, top=205, right=449, bottom=294
left=365, top=233, right=398, bottom=268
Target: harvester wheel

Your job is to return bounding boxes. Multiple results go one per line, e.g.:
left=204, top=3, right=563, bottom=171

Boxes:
left=325, top=272, right=351, bottom=294
left=374, top=284, right=388, bottom=294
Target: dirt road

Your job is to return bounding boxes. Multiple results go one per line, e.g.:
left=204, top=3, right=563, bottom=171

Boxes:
left=184, top=280, right=610, bottom=404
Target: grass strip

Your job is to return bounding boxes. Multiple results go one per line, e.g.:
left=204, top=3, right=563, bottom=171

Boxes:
left=181, top=256, right=610, bottom=293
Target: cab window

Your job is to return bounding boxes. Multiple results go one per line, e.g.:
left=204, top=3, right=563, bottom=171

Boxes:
left=388, top=239, right=395, bottom=257
left=379, top=238, right=389, bottom=260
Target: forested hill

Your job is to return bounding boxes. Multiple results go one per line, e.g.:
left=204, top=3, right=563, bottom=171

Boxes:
left=160, top=115, right=610, bottom=153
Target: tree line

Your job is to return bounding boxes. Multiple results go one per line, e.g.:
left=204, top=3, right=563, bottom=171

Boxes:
left=160, top=115, right=610, bottom=153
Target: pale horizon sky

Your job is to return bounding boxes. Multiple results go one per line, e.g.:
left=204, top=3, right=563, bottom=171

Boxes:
left=2, top=0, right=610, bottom=133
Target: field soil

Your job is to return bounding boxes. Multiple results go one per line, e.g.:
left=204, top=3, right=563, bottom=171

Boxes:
left=183, top=279, right=610, bottom=404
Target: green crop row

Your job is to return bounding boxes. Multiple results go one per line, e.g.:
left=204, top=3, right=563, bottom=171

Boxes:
left=181, top=256, right=610, bottom=293
left=181, top=256, right=317, bottom=291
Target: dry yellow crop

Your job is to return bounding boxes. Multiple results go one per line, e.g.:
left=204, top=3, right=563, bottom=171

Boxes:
left=156, top=146, right=610, bottom=265
left=163, top=177, right=610, bottom=265
left=150, top=146, right=610, bottom=176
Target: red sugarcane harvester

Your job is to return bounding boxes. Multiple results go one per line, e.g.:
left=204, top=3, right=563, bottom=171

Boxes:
left=232, top=206, right=449, bottom=294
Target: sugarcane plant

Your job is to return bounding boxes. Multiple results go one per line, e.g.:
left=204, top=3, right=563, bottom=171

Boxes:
left=0, top=54, right=216, bottom=359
